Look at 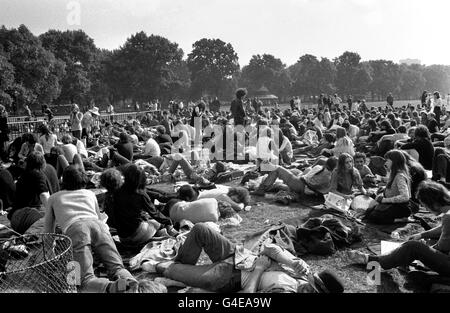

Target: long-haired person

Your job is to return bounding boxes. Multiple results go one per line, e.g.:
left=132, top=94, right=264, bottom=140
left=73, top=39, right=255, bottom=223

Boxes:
left=38, top=125, right=57, bottom=162
left=364, top=150, right=412, bottom=224
left=400, top=125, right=434, bottom=170
left=112, top=164, right=176, bottom=247
left=322, top=127, right=355, bottom=157
left=329, top=153, right=365, bottom=199
left=347, top=181, right=450, bottom=277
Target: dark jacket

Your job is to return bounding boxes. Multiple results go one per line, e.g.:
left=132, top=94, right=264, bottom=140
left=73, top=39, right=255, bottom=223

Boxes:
left=230, top=99, right=246, bottom=126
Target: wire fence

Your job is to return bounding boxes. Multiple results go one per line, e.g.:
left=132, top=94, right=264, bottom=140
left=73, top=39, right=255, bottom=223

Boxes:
left=6, top=110, right=158, bottom=141
left=0, top=233, right=76, bottom=293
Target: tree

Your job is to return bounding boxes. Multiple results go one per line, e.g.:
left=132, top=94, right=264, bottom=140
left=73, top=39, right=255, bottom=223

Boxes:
left=335, top=51, right=365, bottom=96
left=289, top=54, right=321, bottom=97
left=40, top=29, right=98, bottom=104
left=240, top=54, right=291, bottom=100
left=0, top=25, right=65, bottom=110
left=423, top=65, right=450, bottom=94
left=105, top=32, right=186, bottom=103
left=398, top=64, right=426, bottom=100
left=187, top=38, right=240, bottom=99
left=368, top=60, right=401, bottom=100
left=316, top=57, right=337, bottom=95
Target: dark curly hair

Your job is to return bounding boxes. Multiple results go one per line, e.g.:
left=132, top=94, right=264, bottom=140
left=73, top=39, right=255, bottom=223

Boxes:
left=227, top=187, right=250, bottom=206
left=235, top=88, right=247, bottom=99
left=122, top=164, right=147, bottom=192
left=62, top=166, right=87, bottom=191
left=100, top=168, right=124, bottom=193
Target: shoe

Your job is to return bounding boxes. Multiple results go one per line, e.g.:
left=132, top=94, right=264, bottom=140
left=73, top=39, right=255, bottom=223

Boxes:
left=250, top=189, right=266, bottom=197
left=346, top=250, right=369, bottom=265
left=108, top=278, right=138, bottom=293
left=166, top=225, right=179, bottom=237
left=155, top=228, right=171, bottom=238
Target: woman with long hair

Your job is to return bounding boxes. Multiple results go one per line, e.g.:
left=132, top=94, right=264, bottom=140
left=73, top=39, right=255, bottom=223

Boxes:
left=322, top=127, right=355, bottom=157
left=348, top=181, right=450, bottom=280
left=364, top=150, right=412, bottom=224
left=38, top=124, right=57, bottom=162
left=112, top=164, right=176, bottom=247
left=329, top=153, right=366, bottom=199
left=18, top=133, right=44, bottom=160
left=400, top=125, right=434, bottom=170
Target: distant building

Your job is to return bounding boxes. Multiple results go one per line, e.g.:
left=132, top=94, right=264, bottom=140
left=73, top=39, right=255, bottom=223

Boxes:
left=400, top=59, right=421, bottom=65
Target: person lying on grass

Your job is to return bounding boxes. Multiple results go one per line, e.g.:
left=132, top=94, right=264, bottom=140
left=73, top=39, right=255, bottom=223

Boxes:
left=155, top=223, right=344, bottom=293
left=177, top=184, right=250, bottom=212
left=347, top=181, right=450, bottom=277
left=250, top=156, right=338, bottom=198
left=44, top=166, right=138, bottom=293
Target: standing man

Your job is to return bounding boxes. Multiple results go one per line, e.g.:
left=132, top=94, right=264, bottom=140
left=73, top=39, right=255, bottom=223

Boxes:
left=347, top=95, right=353, bottom=112
left=70, top=104, right=83, bottom=140
left=333, top=94, right=342, bottom=111
left=387, top=93, right=394, bottom=109
left=24, top=104, right=32, bottom=121
left=230, top=88, right=247, bottom=127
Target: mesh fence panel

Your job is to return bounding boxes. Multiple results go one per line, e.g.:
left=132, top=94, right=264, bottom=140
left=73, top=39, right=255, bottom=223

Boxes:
left=0, top=233, right=76, bottom=293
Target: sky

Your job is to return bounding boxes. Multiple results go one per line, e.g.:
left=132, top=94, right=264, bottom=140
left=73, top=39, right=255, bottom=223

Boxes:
left=1, top=0, right=450, bottom=67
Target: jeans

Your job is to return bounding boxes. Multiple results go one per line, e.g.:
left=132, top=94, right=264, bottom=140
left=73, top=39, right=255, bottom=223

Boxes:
left=119, top=220, right=161, bottom=248
left=168, top=155, right=194, bottom=178
left=57, top=154, right=85, bottom=178
left=259, top=166, right=305, bottom=194
left=65, top=219, right=135, bottom=293
left=373, top=241, right=450, bottom=276
left=72, top=130, right=81, bottom=140
left=164, top=223, right=241, bottom=292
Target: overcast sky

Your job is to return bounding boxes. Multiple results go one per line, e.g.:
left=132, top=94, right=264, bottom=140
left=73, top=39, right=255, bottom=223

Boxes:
left=1, top=0, right=449, bottom=67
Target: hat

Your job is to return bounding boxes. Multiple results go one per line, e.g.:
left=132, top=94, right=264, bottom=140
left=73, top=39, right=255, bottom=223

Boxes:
left=312, top=270, right=344, bottom=293
left=89, top=107, right=100, bottom=116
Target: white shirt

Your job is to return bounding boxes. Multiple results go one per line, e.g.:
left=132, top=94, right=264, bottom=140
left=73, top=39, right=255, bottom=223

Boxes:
left=39, top=134, right=58, bottom=154
left=143, top=138, right=161, bottom=157
left=46, top=189, right=101, bottom=233
left=75, top=139, right=88, bottom=159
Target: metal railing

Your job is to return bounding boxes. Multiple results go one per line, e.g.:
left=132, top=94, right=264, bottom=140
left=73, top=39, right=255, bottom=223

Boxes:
left=6, top=110, right=158, bottom=141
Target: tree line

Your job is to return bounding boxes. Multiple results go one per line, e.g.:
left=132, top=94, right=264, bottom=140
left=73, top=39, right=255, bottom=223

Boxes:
left=1, top=24, right=449, bottom=111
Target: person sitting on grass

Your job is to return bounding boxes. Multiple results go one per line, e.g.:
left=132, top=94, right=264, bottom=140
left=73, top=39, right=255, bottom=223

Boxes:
left=347, top=181, right=450, bottom=278
left=112, top=164, right=178, bottom=247
left=353, top=152, right=373, bottom=181
left=44, top=166, right=138, bottom=293
left=251, top=157, right=338, bottom=198
left=321, top=127, right=355, bottom=157
left=362, top=150, right=412, bottom=224
left=329, top=153, right=366, bottom=199
left=155, top=223, right=345, bottom=293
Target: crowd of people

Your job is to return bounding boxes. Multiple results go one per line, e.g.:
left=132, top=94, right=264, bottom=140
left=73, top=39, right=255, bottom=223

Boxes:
left=1, top=87, right=450, bottom=293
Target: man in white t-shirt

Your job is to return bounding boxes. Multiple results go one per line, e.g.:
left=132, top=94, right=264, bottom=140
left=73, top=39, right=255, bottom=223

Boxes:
left=141, top=130, right=161, bottom=157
